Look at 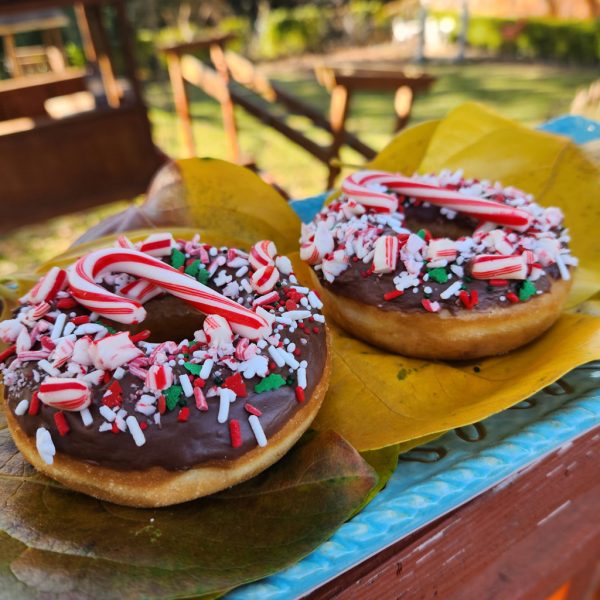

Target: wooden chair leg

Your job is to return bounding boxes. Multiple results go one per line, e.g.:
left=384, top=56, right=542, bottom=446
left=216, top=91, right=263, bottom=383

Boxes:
left=166, top=52, right=196, bottom=157
left=327, top=84, right=351, bottom=189
left=394, top=85, right=414, bottom=132
left=210, top=44, right=241, bottom=163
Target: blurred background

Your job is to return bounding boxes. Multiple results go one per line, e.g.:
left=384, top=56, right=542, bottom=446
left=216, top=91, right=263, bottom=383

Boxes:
left=0, top=0, right=599, bottom=275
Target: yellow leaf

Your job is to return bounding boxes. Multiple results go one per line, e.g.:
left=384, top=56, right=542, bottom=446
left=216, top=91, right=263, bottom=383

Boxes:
left=312, top=317, right=600, bottom=451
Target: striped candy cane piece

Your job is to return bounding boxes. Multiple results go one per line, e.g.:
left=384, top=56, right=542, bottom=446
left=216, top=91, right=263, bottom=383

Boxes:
left=38, top=377, right=91, bottom=411
left=88, top=331, right=143, bottom=371
left=116, top=235, right=135, bottom=249
left=343, top=171, right=532, bottom=229
left=250, top=265, right=280, bottom=294
left=27, top=267, right=68, bottom=304
left=373, top=235, right=399, bottom=274
left=342, top=172, right=399, bottom=213
left=426, top=238, right=457, bottom=261
left=67, top=248, right=271, bottom=339
left=204, top=314, right=233, bottom=350
left=118, top=279, right=163, bottom=304
left=139, top=232, right=176, bottom=257
left=249, top=240, right=277, bottom=271
left=471, top=255, right=528, bottom=280
left=145, top=364, right=173, bottom=391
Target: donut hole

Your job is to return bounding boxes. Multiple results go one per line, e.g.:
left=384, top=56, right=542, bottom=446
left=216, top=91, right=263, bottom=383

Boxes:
left=129, top=295, right=206, bottom=343
left=403, top=204, right=476, bottom=240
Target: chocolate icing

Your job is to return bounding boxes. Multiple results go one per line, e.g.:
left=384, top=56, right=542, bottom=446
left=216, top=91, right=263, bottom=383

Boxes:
left=4, top=251, right=328, bottom=472
left=319, top=203, right=561, bottom=314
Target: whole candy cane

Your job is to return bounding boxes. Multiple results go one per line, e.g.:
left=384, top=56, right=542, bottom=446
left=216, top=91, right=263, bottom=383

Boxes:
left=67, top=248, right=271, bottom=339
left=343, top=171, right=532, bottom=230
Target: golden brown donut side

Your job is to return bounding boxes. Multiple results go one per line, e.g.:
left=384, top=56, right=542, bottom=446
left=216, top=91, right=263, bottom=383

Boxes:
left=6, top=330, right=331, bottom=507
left=311, top=270, right=571, bottom=360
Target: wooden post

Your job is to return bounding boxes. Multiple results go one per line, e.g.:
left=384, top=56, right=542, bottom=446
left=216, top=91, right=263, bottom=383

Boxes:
left=394, top=85, right=414, bottom=132
left=165, top=51, right=196, bottom=157
left=74, top=2, right=120, bottom=108
left=209, top=42, right=240, bottom=163
left=113, top=0, right=143, bottom=104
left=3, top=34, right=22, bottom=77
left=327, top=83, right=351, bottom=188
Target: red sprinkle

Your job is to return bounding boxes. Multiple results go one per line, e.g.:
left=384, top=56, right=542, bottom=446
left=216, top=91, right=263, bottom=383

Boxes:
left=158, top=395, right=166, bottom=415
left=312, top=327, right=319, bottom=334
left=193, top=377, right=205, bottom=388
left=295, top=386, right=305, bottom=403
left=177, top=407, right=190, bottom=422
left=229, top=419, right=242, bottom=448
left=111, top=422, right=119, bottom=433
left=71, top=315, right=90, bottom=325
left=54, top=411, right=70, bottom=436
left=459, top=290, right=478, bottom=310
left=28, top=391, right=40, bottom=416
left=140, top=421, right=148, bottom=431
left=285, top=299, right=298, bottom=311
left=223, top=372, right=247, bottom=397
left=0, top=344, right=16, bottom=363
left=129, top=330, right=151, bottom=343
left=244, top=403, right=262, bottom=417
left=489, top=279, right=509, bottom=287
left=268, top=361, right=277, bottom=372
left=384, top=290, right=404, bottom=301
left=506, top=292, right=520, bottom=303
left=56, top=298, right=77, bottom=310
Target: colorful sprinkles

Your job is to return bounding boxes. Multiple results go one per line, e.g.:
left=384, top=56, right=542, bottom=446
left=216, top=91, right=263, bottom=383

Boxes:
left=0, top=234, right=326, bottom=466
left=300, top=169, right=576, bottom=312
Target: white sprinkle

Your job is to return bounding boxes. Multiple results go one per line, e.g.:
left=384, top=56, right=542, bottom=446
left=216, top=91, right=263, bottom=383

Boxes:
left=126, top=416, right=146, bottom=446
left=297, top=366, right=307, bottom=389
left=99, top=405, right=116, bottom=422
left=153, top=413, right=161, bottom=427
left=291, top=286, right=309, bottom=294
left=179, top=373, right=194, bottom=397
left=218, top=389, right=236, bottom=423
left=313, top=314, right=325, bottom=323
left=63, top=322, right=76, bottom=336
left=74, top=323, right=107, bottom=336
left=135, top=402, right=156, bottom=416
left=248, top=415, right=267, bottom=447
left=113, top=367, right=125, bottom=380
left=424, top=286, right=433, bottom=295
left=15, top=399, right=29, bottom=416
left=300, top=297, right=309, bottom=307
left=282, top=310, right=311, bottom=321
left=38, top=359, right=59, bottom=376
left=240, top=279, right=252, bottom=293
left=235, top=265, right=249, bottom=278
left=281, top=349, right=300, bottom=370
left=440, top=281, right=463, bottom=300
left=50, top=313, right=67, bottom=340
left=274, top=316, right=293, bottom=325
left=36, top=427, right=55, bottom=465
left=257, top=339, right=268, bottom=349
left=287, top=342, right=296, bottom=353
left=98, top=422, right=113, bottom=432
left=307, top=291, right=323, bottom=309
left=268, top=345, right=286, bottom=368
left=80, top=407, right=93, bottom=426
left=199, top=359, right=214, bottom=379
left=555, top=253, right=570, bottom=281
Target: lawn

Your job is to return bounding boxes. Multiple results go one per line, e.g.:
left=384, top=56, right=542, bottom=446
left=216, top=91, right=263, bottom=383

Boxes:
left=0, top=61, right=596, bottom=277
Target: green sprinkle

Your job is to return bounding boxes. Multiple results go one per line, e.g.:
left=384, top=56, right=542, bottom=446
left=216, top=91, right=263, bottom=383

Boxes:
left=285, top=375, right=295, bottom=386
left=99, top=322, right=117, bottom=334
left=519, top=280, right=536, bottom=302
left=183, top=362, right=202, bottom=376
left=255, top=374, right=287, bottom=393
left=165, top=385, right=183, bottom=411
left=428, top=268, right=448, bottom=284
left=197, top=268, right=210, bottom=285
left=184, top=259, right=201, bottom=277
left=417, top=229, right=427, bottom=239
left=170, top=248, right=186, bottom=269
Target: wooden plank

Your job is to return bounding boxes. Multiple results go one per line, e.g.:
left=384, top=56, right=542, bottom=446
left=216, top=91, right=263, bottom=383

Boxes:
left=0, top=70, right=86, bottom=120
left=160, top=34, right=233, bottom=57
left=0, top=105, right=164, bottom=230
left=308, top=426, right=600, bottom=599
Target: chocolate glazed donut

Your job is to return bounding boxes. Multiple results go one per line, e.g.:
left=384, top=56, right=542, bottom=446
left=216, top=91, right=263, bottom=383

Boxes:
left=1, top=234, right=331, bottom=507
left=300, top=170, right=576, bottom=360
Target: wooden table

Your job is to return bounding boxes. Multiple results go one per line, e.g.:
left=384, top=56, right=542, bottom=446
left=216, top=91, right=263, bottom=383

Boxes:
left=308, top=426, right=600, bottom=600
left=315, top=65, right=436, bottom=187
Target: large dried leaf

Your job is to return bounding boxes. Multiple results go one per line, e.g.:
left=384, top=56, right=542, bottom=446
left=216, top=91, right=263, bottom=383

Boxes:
left=0, top=418, right=377, bottom=599
left=312, top=318, right=600, bottom=451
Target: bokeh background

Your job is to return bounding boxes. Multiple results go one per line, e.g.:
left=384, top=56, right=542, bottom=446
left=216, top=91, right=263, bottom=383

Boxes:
left=1, top=0, right=599, bottom=275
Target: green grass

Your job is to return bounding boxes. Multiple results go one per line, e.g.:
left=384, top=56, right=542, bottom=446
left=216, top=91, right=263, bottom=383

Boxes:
left=0, top=61, right=596, bottom=277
